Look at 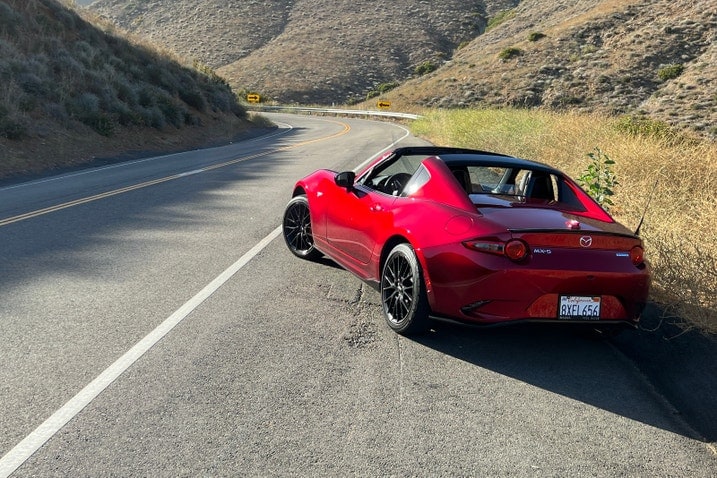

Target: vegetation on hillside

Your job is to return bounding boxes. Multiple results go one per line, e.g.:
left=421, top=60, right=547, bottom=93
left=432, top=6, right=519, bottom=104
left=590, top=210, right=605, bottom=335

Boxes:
left=90, top=0, right=715, bottom=141
left=0, top=0, right=247, bottom=177
left=412, top=109, right=717, bottom=335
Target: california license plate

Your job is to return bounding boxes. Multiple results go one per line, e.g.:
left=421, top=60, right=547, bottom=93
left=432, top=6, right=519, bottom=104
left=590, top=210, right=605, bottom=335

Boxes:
left=559, top=296, right=601, bottom=320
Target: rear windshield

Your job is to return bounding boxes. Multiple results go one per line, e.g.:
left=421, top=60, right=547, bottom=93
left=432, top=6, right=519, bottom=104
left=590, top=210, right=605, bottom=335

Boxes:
left=450, top=165, right=585, bottom=211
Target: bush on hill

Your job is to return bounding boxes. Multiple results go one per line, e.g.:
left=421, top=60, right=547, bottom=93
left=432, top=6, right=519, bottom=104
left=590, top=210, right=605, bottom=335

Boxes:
left=0, top=0, right=245, bottom=143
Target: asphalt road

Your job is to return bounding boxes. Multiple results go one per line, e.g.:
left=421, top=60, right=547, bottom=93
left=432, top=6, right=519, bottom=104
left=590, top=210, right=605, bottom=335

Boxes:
left=0, top=114, right=715, bottom=476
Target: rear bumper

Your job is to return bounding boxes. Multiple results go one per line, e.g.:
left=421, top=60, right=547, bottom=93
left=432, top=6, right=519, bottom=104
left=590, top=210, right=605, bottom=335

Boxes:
left=419, top=243, right=650, bottom=325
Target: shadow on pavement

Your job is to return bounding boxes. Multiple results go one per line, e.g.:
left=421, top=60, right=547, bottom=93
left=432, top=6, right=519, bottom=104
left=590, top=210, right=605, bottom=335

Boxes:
left=411, top=315, right=716, bottom=443
left=612, top=304, right=717, bottom=443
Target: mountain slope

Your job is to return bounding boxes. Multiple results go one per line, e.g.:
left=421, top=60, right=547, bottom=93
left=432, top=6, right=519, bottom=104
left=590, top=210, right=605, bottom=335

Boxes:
left=90, top=0, right=518, bottom=104
left=386, top=0, right=716, bottom=138
left=0, top=0, right=250, bottom=179
left=89, top=0, right=716, bottom=140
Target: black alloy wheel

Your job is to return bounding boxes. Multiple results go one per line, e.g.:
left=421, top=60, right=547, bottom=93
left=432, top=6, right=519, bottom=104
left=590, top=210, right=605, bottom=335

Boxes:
left=283, top=195, right=322, bottom=260
left=381, top=243, right=430, bottom=335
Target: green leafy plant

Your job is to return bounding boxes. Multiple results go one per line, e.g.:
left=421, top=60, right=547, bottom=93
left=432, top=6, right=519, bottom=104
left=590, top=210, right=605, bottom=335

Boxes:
left=486, top=9, right=515, bottom=32
left=367, top=81, right=400, bottom=99
left=527, top=32, right=546, bottom=42
left=498, top=47, right=521, bottom=60
left=577, top=147, right=618, bottom=209
left=657, top=64, right=684, bottom=81
left=414, top=61, right=437, bottom=76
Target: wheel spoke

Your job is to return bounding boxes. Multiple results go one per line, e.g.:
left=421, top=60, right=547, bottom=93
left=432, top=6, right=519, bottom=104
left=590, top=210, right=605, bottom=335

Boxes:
left=285, top=202, right=313, bottom=252
left=382, top=254, right=415, bottom=324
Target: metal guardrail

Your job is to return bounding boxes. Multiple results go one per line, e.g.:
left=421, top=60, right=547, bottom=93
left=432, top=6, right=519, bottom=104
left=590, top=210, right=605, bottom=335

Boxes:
left=246, top=105, right=421, bottom=120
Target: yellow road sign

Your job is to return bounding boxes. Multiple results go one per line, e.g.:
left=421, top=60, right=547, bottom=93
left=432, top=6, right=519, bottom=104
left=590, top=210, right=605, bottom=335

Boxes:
left=377, top=100, right=391, bottom=109
left=247, top=94, right=261, bottom=103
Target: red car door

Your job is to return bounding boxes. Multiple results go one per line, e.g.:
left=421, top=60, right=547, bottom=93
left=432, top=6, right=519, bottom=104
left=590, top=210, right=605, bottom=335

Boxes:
left=325, top=184, right=395, bottom=266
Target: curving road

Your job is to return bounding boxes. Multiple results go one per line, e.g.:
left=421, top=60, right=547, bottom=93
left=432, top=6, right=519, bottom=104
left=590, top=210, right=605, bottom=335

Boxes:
left=0, top=114, right=714, bottom=476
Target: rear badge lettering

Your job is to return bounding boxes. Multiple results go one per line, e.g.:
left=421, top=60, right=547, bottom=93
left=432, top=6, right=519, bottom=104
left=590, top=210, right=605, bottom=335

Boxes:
left=533, top=248, right=552, bottom=255
left=616, top=252, right=630, bottom=257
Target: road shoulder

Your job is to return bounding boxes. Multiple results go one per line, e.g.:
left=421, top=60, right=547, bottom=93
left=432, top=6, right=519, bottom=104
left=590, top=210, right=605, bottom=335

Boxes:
left=613, top=304, right=717, bottom=445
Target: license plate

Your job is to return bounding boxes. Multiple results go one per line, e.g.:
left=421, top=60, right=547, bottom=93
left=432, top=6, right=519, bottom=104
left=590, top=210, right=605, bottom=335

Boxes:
left=559, top=296, right=601, bottom=320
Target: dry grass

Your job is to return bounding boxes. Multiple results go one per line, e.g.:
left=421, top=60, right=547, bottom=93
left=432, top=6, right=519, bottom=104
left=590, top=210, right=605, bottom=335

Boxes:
left=412, top=109, right=717, bottom=335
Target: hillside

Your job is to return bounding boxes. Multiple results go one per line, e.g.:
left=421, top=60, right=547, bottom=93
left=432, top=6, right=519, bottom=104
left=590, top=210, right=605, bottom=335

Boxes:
left=388, top=0, right=716, bottom=139
left=0, top=0, right=252, bottom=179
left=90, top=0, right=716, bottom=140
left=90, top=0, right=518, bottom=104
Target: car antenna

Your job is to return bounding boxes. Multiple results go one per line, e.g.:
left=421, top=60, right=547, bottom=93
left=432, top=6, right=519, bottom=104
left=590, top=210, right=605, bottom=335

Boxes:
left=634, top=179, right=658, bottom=236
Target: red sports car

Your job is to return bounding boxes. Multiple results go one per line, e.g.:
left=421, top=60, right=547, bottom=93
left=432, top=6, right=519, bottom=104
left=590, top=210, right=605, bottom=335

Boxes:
left=282, top=146, right=650, bottom=335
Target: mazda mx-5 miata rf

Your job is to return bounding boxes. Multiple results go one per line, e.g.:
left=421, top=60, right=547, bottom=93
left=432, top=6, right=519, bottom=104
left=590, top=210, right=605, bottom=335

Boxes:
left=282, top=146, right=650, bottom=335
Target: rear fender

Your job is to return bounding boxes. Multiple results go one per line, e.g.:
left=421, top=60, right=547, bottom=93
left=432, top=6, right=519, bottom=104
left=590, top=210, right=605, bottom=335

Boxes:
left=376, top=234, right=437, bottom=312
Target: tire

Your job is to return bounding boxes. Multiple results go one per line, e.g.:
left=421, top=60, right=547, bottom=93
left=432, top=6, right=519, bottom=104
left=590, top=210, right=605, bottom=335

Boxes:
left=380, top=243, right=430, bottom=335
left=282, top=195, right=322, bottom=260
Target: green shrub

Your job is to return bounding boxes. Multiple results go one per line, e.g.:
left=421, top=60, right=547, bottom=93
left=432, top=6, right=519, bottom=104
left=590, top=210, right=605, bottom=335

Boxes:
left=193, top=60, right=228, bottom=86
left=18, top=94, right=37, bottom=112
left=577, top=147, right=618, bottom=210
left=44, top=103, right=68, bottom=122
left=657, top=64, right=684, bottom=81
left=140, top=106, right=166, bottom=129
left=487, top=9, right=515, bottom=32
left=528, top=32, right=546, bottom=42
left=0, top=116, right=26, bottom=140
left=0, top=3, right=21, bottom=36
left=18, top=72, right=47, bottom=96
left=615, top=115, right=675, bottom=141
left=84, top=112, right=115, bottom=136
left=208, top=89, right=235, bottom=113
left=156, top=94, right=185, bottom=128
left=179, top=87, right=206, bottom=112
left=366, top=81, right=400, bottom=99
left=498, top=47, right=522, bottom=60
left=113, top=79, right=139, bottom=106
left=70, top=92, right=100, bottom=117
left=137, top=86, right=155, bottom=108
left=378, top=81, right=399, bottom=94
left=109, top=101, right=137, bottom=126
left=414, top=61, right=437, bottom=76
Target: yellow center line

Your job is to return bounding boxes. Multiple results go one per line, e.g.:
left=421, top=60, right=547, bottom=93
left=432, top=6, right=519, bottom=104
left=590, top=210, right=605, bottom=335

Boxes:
left=0, top=120, right=350, bottom=227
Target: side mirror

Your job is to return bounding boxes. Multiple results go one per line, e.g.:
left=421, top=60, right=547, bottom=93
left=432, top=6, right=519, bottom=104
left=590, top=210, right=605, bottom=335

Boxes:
left=335, top=171, right=356, bottom=189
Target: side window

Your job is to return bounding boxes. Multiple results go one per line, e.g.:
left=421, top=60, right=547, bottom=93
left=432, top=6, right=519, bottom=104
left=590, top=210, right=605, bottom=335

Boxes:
left=360, top=154, right=427, bottom=196
left=402, top=164, right=430, bottom=197
left=522, top=171, right=557, bottom=201
left=555, top=176, right=583, bottom=209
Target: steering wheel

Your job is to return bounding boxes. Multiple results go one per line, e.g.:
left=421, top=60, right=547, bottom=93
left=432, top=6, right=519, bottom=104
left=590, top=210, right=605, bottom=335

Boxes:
left=383, top=173, right=412, bottom=196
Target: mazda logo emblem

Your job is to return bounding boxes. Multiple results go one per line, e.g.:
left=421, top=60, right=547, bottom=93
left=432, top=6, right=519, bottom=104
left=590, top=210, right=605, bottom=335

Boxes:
left=580, top=236, right=593, bottom=248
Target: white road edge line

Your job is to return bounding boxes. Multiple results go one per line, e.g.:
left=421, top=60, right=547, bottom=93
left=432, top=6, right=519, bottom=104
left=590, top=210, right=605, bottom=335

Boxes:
left=0, top=123, right=293, bottom=192
left=353, top=124, right=411, bottom=172
left=1, top=121, right=412, bottom=476
left=0, top=226, right=282, bottom=478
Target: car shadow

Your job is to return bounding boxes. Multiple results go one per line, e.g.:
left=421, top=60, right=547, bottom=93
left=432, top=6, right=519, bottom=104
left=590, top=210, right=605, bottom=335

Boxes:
left=307, top=245, right=716, bottom=443
left=408, top=319, right=709, bottom=441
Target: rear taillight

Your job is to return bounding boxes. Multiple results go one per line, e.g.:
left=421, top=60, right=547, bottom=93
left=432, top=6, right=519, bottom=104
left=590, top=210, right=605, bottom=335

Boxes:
left=505, top=239, right=529, bottom=261
left=630, top=246, right=644, bottom=266
left=463, top=239, right=529, bottom=262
